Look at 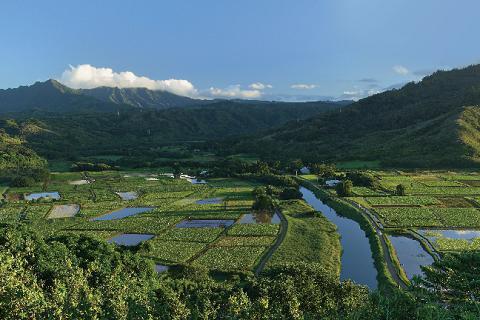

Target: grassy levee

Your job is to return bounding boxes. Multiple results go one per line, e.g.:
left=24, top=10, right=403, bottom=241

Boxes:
left=382, top=232, right=411, bottom=286
left=298, top=178, right=397, bottom=292
left=266, top=199, right=341, bottom=277
left=406, top=230, right=441, bottom=261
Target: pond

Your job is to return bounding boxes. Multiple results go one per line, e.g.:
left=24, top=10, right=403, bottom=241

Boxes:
left=155, top=264, right=169, bottom=273
left=419, top=229, right=480, bottom=241
left=388, top=235, right=434, bottom=279
left=91, top=207, right=154, bottom=221
left=108, top=234, right=154, bottom=246
left=195, top=198, right=223, bottom=205
left=238, top=212, right=281, bottom=224
left=300, top=187, right=378, bottom=289
left=48, top=204, right=80, bottom=218
left=69, top=179, right=91, bottom=185
left=181, top=175, right=207, bottom=184
left=189, top=178, right=207, bottom=184
left=116, top=191, right=138, bottom=200
left=25, top=192, right=61, bottom=201
left=176, top=219, right=235, bottom=228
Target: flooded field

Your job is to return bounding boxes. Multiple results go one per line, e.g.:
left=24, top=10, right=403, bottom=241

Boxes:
left=238, top=212, right=281, bottom=224
left=48, top=204, right=80, bottom=218
left=69, top=179, right=90, bottom=185
left=116, top=191, right=138, bottom=200
left=25, top=192, right=61, bottom=201
left=108, top=233, right=154, bottom=246
left=155, top=264, right=169, bottom=273
left=176, top=219, right=235, bottom=228
left=91, top=207, right=154, bottom=221
left=388, top=235, right=434, bottom=279
left=195, top=197, right=223, bottom=205
left=419, top=229, right=480, bottom=241
left=419, top=229, right=480, bottom=251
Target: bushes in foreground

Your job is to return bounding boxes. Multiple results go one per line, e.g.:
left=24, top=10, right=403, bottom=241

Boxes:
left=0, top=225, right=478, bottom=319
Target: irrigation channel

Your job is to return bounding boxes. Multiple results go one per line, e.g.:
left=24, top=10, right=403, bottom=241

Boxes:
left=300, top=187, right=379, bottom=289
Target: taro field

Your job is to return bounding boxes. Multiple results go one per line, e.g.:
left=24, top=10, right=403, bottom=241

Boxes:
left=0, top=171, right=280, bottom=271
left=345, top=171, right=480, bottom=252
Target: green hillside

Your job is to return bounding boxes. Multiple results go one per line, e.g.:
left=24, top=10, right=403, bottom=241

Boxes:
left=1, top=100, right=342, bottom=161
left=0, top=127, right=47, bottom=181
left=0, top=80, right=122, bottom=114
left=80, top=86, right=208, bottom=109
left=233, top=65, right=480, bottom=167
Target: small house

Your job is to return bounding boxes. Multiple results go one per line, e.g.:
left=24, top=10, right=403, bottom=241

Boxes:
left=299, top=166, right=311, bottom=174
left=325, top=179, right=341, bottom=187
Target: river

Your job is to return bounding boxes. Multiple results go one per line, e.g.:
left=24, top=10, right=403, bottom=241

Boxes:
left=300, top=187, right=378, bottom=289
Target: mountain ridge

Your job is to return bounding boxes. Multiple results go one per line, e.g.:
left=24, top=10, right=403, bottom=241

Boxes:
left=231, top=64, right=480, bottom=167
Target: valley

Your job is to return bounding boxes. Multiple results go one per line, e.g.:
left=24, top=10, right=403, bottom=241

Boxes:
left=2, top=64, right=480, bottom=319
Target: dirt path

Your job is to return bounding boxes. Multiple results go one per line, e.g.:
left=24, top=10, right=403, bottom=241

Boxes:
left=254, top=210, right=288, bottom=276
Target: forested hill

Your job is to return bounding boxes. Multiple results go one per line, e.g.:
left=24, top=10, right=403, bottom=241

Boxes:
left=79, top=86, right=209, bottom=109
left=233, top=64, right=480, bottom=167
left=1, top=100, right=344, bottom=159
left=0, top=80, right=123, bottom=113
left=0, top=127, right=47, bottom=181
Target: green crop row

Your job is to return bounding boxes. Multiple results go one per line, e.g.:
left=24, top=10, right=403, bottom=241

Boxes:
left=365, top=196, right=440, bottom=206
left=192, top=246, right=267, bottom=270
left=227, top=224, right=279, bottom=236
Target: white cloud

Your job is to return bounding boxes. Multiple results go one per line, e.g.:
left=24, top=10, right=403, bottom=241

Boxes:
left=60, top=64, right=198, bottom=97
left=248, top=82, right=272, bottom=90
left=290, top=83, right=317, bottom=90
left=339, top=88, right=380, bottom=101
left=207, top=85, right=262, bottom=99
left=393, top=65, right=409, bottom=75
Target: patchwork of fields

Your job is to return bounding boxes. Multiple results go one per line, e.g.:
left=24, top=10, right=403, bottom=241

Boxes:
left=344, top=171, right=480, bottom=252
left=0, top=171, right=281, bottom=272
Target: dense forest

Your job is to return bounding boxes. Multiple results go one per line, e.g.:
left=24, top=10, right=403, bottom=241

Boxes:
left=0, top=103, right=343, bottom=161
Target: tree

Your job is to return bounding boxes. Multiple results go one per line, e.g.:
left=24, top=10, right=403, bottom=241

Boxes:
left=280, top=187, right=302, bottom=200
left=310, top=163, right=336, bottom=178
left=336, top=180, right=353, bottom=197
left=346, top=171, right=379, bottom=188
left=10, top=175, right=35, bottom=187
left=396, top=184, right=406, bottom=196
left=172, top=163, right=182, bottom=178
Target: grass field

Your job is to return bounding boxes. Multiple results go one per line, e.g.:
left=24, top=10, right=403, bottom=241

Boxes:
left=267, top=200, right=341, bottom=276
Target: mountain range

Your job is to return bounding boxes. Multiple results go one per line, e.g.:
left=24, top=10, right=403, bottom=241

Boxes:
left=3, top=64, right=480, bottom=168
left=0, top=80, right=345, bottom=165
left=0, top=79, right=209, bottom=113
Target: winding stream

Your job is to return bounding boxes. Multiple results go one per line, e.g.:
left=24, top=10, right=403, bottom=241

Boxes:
left=300, top=187, right=378, bottom=289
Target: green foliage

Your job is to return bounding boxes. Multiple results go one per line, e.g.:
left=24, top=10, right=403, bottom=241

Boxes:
left=279, top=187, right=302, bottom=200
left=419, top=252, right=480, bottom=315
left=310, top=163, right=336, bottom=177
left=365, top=195, right=440, bottom=206
left=347, top=171, right=380, bottom=188
left=396, top=184, right=406, bottom=196
left=0, top=220, right=476, bottom=318
left=336, top=180, right=353, bottom=197
left=193, top=246, right=267, bottom=271
left=252, top=186, right=276, bottom=211
left=228, top=224, right=280, bottom=237
left=10, top=175, right=35, bottom=187
left=268, top=200, right=341, bottom=276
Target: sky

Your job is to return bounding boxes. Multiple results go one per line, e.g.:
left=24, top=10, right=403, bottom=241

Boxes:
left=1, top=0, right=480, bottom=101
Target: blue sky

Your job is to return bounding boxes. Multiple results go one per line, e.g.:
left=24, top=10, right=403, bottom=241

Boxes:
left=1, top=0, right=480, bottom=101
